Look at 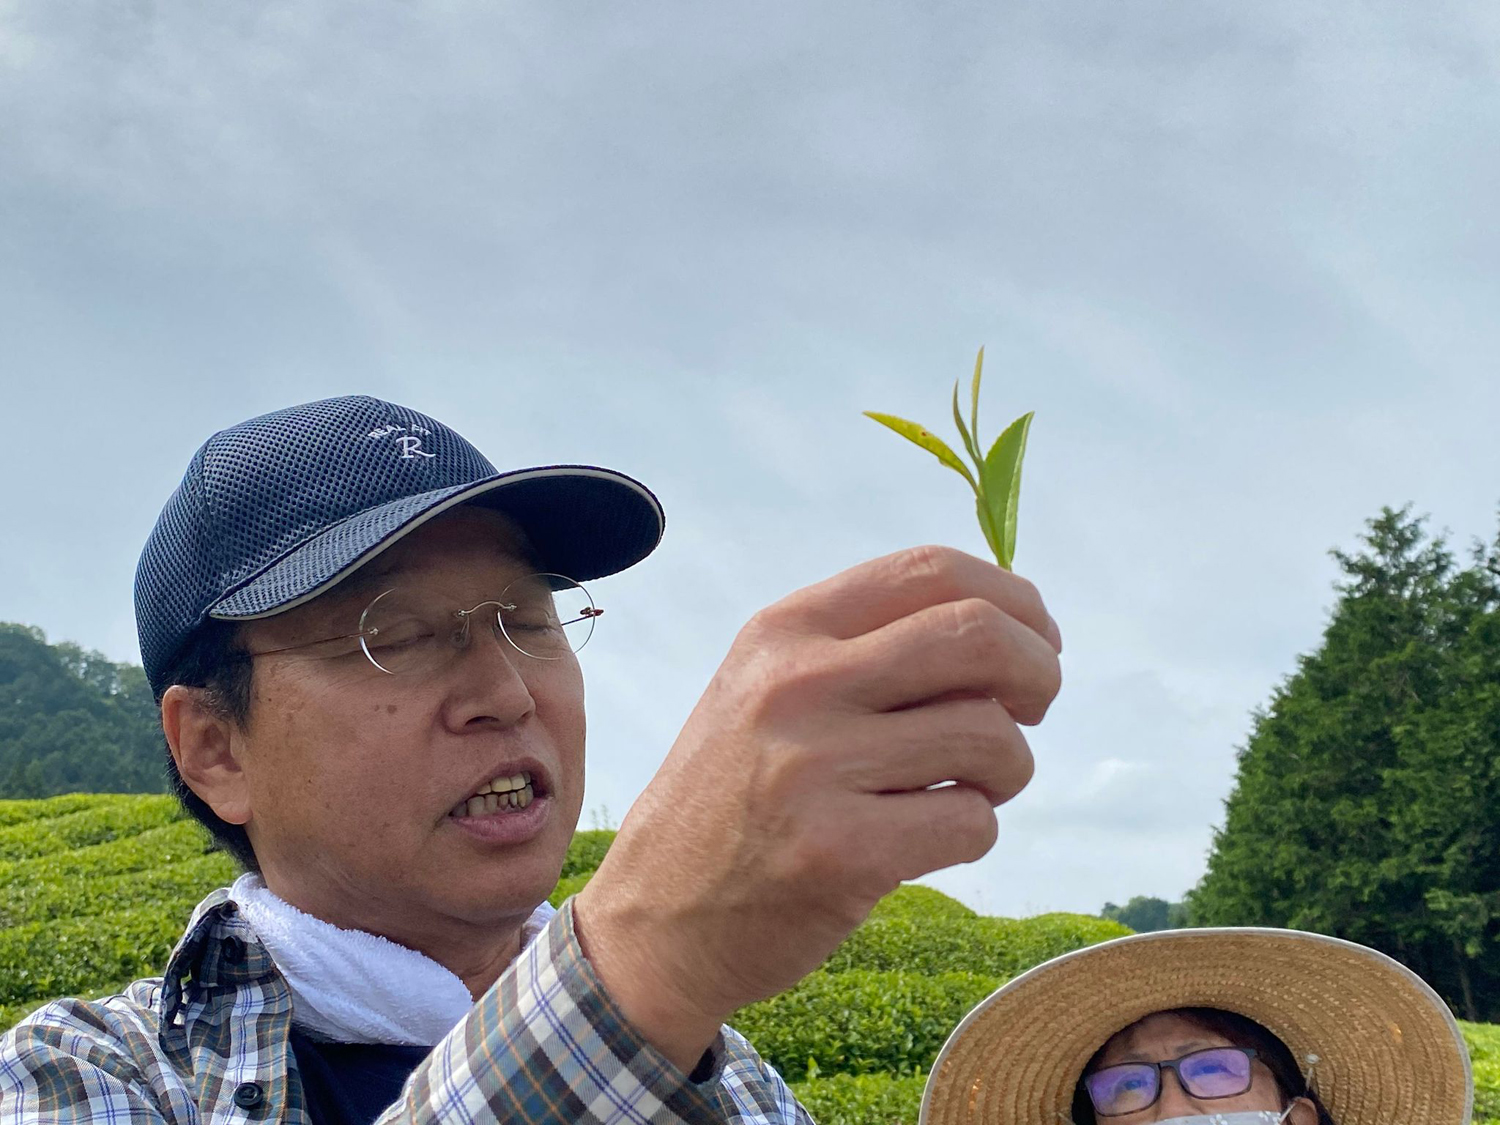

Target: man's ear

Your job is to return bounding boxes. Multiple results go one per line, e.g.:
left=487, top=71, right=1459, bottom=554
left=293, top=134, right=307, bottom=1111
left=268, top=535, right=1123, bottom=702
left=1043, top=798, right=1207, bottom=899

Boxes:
left=161, top=685, right=252, bottom=827
left=1286, top=1096, right=1319, bottom=1125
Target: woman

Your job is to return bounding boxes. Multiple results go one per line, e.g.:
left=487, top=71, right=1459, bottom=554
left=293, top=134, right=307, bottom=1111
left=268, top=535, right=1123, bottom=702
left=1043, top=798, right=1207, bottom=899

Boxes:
left=920, top=927, right=1473, bottom=1125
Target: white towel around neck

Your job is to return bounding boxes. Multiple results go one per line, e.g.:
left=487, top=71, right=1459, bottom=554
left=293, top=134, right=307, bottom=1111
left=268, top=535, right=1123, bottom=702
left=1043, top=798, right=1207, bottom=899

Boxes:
left=228, top=872, right=556, bottom=1046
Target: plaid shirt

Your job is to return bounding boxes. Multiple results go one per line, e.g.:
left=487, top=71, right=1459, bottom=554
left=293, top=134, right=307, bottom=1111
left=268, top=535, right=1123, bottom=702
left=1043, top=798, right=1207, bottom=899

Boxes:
left=0, top=889, right=811, bottom=1124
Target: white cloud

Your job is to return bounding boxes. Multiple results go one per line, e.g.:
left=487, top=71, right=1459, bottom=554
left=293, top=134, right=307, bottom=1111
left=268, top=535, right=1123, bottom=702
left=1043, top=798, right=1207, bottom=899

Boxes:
left=2, top=0, right=1497, bottom=919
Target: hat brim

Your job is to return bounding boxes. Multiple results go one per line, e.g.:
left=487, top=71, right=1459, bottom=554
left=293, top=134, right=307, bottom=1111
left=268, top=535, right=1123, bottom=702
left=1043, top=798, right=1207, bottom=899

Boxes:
left=209, top=465, right=664, bottom=620
left=920, top=927, right=1473, bottom=1125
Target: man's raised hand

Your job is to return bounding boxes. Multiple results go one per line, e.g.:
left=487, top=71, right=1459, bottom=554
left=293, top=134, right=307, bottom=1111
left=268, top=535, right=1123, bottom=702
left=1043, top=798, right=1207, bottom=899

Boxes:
left=572, top=546, right=1064, bottom=1072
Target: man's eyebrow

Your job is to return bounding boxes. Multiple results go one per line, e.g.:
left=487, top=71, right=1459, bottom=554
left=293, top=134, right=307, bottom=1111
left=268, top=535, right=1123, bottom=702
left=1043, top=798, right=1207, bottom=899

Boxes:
left=325, top=571, right=389, bottom=605
left=303, top=566, right=399, bottom=621
left=336, top=549, right=426, bottom=597
left=352, top=553, right=405, bottom=585
left=326, top=552, right=545, bottom=610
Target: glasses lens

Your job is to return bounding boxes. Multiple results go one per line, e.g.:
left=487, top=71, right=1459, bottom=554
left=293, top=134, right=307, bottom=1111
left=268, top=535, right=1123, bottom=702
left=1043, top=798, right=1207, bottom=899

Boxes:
left=359, top=589, right=452, bottom=676
left=1178, top=1048, right=1253, bottom=1100
left=497, top=574, right=597, bottom=659
left=1086, top=1064, right=1158, bottom=1117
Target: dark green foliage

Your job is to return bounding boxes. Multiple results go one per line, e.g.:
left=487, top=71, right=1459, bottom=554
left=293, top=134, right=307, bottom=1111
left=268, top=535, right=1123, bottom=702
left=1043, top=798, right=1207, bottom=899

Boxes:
left=732, top=969, right=1000, bottom=1081
left=1189, top=507, right=1500, bottom=1021
left=788, top=1071, right=926, bottom=1125
left=1100, top=896, right=1185, bottom=933
left=547, top=872, right=593, bottom=907
left=561, top=830, right=615, bottom=879
left=0, top=625, right=166, bottom=798
left=0, top=908, right=185, bottom=1005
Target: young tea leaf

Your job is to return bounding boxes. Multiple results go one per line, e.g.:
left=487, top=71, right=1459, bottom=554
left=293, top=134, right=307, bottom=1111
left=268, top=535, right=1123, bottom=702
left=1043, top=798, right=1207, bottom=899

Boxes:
left=969, top=347, right=984, bottom=449
left=975, top=496, right=1004, bottom=564
left=951, top=382, right=980, bottom=465
left=981, top=411, right=1034, bottom=571
left=863, top=412, right=978, bottom=492
left=863, top=349, right=1032, bottom=570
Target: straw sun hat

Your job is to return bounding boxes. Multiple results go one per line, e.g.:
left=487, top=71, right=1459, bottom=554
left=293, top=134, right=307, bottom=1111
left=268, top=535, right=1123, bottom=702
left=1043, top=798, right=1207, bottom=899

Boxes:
left=920, top=927, right=1473, bottom=1125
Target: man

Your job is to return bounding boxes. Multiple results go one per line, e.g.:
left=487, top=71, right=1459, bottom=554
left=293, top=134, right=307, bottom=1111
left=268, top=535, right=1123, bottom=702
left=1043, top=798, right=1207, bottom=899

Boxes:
left=0, top=395, right=1062, bottom=1124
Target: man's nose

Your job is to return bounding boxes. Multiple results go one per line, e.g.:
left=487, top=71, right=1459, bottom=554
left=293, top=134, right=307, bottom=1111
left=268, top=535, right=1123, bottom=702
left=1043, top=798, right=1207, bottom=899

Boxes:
left=448, top=618, right=538, bottom=726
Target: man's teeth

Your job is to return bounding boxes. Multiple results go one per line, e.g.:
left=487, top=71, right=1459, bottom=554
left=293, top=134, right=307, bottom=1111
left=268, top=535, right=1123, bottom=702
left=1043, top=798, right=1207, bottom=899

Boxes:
left=450, top=774, right=535, bottom=818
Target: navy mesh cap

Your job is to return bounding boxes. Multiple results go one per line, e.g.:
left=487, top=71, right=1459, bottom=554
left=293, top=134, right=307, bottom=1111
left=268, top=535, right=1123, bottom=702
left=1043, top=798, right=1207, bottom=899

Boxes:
left=135, top=395, right=664, bottom=697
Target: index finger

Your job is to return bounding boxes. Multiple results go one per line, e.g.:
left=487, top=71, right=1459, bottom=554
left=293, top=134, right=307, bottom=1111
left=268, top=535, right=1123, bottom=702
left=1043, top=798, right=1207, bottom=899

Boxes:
left=765, top=545, right=1062, bottom=652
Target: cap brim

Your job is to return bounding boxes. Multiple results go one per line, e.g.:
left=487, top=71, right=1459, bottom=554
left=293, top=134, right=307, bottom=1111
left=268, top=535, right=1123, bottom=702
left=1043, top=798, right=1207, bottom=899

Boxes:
left=208, top=465, right=664, bottom=620
left=920, top=927, right=1473, bottom=1125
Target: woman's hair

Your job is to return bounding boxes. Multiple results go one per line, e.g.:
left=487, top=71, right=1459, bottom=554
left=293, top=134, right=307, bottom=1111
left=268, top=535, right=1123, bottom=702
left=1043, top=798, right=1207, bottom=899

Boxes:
left=1070, top=1007, right=1336, bottom=1125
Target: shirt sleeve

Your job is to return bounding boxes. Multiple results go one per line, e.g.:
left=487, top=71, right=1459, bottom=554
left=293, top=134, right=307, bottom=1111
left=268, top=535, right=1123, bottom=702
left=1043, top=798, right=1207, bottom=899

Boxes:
left=712, top=1027, right=815, bottom=1125
left=0, top=1000, right=169, bottom=1125
left=376, top=898, right=812, bottom=1125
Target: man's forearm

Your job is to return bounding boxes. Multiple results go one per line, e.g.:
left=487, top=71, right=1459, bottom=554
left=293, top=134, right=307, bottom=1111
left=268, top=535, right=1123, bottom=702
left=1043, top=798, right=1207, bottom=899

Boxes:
left=376, top=899, right=806, bottom=1125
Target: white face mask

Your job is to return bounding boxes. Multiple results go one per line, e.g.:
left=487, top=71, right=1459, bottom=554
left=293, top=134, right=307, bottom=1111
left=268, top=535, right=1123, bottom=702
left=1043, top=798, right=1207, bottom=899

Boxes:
left=1154, top=1107, right=1294, bottom=1125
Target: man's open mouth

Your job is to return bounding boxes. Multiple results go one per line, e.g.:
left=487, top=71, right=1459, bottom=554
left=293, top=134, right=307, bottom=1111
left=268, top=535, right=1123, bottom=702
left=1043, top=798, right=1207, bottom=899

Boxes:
left=449, top=771, right=538, bottom=819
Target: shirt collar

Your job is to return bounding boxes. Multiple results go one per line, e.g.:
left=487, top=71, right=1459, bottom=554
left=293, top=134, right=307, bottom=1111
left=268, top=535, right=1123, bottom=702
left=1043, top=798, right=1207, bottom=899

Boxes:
left=159, top=881, right=561, bottom=1048
left=158, top=886, right=280, bottom=1039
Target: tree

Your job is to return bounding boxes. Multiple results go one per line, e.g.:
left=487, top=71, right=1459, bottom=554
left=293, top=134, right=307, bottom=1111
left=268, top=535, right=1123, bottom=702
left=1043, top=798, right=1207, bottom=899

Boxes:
left=1187, top=508, right=1500, bottom=1020
left=1101, top=896, right=1185, bottom=933
left=0, top=624, right=166, bottom=797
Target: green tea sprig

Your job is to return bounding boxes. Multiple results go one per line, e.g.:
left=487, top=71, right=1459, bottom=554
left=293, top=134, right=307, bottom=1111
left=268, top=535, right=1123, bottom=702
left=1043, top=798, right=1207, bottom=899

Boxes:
left=864, top=348, right=1033, bottom=571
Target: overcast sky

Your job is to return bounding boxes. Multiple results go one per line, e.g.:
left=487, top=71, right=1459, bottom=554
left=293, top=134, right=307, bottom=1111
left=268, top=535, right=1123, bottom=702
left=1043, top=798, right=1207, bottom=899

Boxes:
left=3, top=1, right=1497, bottom=916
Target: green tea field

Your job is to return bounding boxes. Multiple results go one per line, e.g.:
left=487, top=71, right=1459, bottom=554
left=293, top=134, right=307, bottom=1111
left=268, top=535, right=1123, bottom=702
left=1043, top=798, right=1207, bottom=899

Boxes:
left=2, top=795, right=1494, bottom=1124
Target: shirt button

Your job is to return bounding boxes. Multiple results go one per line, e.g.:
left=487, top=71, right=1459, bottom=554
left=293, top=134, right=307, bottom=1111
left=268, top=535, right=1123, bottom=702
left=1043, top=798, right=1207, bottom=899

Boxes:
left=222, top=936, right=246, bottom=963
left=232, top=1082, right=265, bottom=1110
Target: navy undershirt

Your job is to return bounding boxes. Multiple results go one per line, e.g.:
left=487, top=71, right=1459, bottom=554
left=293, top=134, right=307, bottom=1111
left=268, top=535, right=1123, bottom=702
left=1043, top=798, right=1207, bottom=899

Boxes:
left=287, top=1024, right=718, bottom=1123
left=289, top=1028, right=432, bottom=1125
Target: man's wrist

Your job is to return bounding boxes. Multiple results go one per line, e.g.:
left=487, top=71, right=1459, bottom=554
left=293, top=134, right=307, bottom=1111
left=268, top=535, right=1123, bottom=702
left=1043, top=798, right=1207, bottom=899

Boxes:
left=570, top=889, right=725, bottom=1076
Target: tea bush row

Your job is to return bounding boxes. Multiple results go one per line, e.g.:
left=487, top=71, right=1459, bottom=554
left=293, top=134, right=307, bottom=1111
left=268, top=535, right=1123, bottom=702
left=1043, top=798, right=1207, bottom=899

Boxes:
left=1, top=797, right=1494, bottom=1125
left=822, top=912, right=1131, bottom=979
left=731, top=969, right=1000, bottom=1082
left=0, top=794, right=123, bottom=829
left=548, top=872, right=593, bottom=907
left=1466, top=1019, right=1500, bottom=1123
left=789, top=1071, right=926, bottom=1125
left=560, top=830, right=614, bottom=879
left=0, top=795, right=181, bottom=861
left=865, top=885, right=976, bottom=924
left=0, top=852, right=234, bottom=930
left=0, top=908, right=185, bottom=1005
left=0, top=818, right=215, bottom=893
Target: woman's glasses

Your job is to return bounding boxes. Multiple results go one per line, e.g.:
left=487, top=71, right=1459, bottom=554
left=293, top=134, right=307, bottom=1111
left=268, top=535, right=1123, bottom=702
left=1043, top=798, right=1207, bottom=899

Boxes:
left=247, top=573, right=602, bottom=674
left=1085, top=1047, right=1259, bottom=1117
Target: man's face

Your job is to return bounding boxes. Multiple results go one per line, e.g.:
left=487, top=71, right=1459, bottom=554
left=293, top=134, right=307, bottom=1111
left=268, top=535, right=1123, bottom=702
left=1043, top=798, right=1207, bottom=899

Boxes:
left=231, top=507, right=586, bottom=951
